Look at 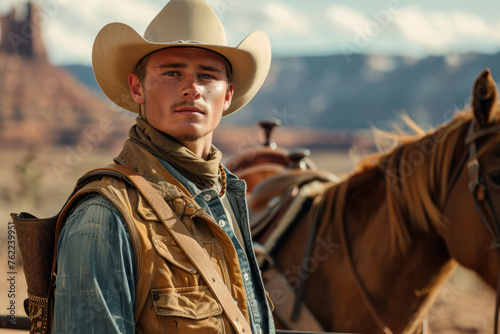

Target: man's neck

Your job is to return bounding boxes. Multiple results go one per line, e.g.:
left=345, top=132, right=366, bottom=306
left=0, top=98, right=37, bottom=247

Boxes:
left=178, top=135, right=213, bottom=160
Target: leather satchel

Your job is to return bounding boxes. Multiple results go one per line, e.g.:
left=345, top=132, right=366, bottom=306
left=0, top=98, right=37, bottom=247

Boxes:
left=10, top=212, right=57, bottom=334
left=11, top=164, right=252, bottom=334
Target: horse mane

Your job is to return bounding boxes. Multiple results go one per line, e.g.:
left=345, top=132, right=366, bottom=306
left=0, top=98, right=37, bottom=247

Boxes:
left=321, top=109, right=476, bottom=255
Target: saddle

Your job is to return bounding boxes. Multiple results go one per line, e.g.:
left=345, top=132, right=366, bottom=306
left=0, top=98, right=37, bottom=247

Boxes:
left=249, top=168, right=338, bottom=245
left=248, top=160, right=339, bottom=332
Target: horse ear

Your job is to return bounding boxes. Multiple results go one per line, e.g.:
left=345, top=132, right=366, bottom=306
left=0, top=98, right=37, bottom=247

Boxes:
left=472, top=68, right=498, bottom=127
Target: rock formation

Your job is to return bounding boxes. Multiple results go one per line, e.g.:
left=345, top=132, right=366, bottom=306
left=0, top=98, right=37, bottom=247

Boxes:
left=0, top=2, right=47, bottom=61
left=0, top=2, right=133, bottom=149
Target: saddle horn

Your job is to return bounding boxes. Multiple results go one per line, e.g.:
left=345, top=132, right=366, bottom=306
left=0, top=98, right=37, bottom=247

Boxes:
left=258, top=119, right=282, bottom=148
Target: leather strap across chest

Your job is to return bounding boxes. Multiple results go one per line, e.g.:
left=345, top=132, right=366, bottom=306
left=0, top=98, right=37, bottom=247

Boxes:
left=95, top=164, right=253, bottom=334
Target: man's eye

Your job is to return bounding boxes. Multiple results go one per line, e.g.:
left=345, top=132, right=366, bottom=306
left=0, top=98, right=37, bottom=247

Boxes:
left=163, top=71, right=179, bottom=76
left=200, top=73, right=215, bottom=79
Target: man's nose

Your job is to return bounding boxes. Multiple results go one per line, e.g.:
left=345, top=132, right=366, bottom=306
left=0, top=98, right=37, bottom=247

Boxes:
left=181, top=75, right=202, bottom=98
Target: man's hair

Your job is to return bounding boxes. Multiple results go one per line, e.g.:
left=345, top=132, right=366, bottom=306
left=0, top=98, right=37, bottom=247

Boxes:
left=132, top=48, right=233, bottom=86
left=133, top=53, right=153, bottom=86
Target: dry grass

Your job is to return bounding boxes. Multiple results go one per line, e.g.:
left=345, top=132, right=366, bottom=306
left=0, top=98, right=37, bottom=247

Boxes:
left=0, top=145, right=115, bottom=333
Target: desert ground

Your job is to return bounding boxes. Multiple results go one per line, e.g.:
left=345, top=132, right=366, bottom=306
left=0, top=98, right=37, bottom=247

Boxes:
left=0, top=145, right=497, bottom=333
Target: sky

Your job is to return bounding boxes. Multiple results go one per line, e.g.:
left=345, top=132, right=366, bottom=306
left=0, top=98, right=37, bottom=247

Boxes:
left=1, top=0, right=500, bottom=66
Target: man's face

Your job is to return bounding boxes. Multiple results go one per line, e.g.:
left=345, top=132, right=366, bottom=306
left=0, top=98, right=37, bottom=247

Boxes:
left=129, top=47, right=233, bottom=145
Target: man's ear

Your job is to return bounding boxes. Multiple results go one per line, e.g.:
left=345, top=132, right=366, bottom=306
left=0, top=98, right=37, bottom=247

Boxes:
left=129, top=73, right=145, bottom=104
left=223, top=83, right=234, bottom=111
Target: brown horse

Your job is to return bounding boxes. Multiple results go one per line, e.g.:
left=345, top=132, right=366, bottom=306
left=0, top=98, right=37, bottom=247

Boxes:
left=252, top=69, right=500, bottom=333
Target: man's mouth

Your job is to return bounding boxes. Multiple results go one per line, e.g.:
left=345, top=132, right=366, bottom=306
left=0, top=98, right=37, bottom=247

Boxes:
left=174, top=106, right=205, bottom=114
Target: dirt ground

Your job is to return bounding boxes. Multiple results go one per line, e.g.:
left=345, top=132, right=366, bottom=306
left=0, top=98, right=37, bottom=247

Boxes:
left=0, top=147, right=499, bottom=333
left=428, top=266, right=496, bottom=334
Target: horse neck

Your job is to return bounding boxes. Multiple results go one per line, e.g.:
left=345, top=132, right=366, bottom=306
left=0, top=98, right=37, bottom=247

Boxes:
left=321, top=168, right=456, bottom=332
left=276, top=119, right=470, bottom=333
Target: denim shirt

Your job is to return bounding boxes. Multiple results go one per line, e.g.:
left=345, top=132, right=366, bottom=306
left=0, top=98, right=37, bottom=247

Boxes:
left=53, top=161, right=274, bottom=334
left=53, top=194, right=136, bottom=334
left=157, top=158, right=274, bottom=334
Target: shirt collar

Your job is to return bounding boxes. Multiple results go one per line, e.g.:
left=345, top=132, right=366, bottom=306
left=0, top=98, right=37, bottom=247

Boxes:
left=156, top=157, right=202, bottom=197
left=157, top=156, right=247, bottom=196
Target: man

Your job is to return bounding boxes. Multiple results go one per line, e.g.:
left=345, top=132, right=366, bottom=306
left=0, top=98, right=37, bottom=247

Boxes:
left=53, top=0, right=274, bottom=333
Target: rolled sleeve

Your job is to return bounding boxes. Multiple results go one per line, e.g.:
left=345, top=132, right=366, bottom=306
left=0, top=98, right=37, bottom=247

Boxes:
left=53, top=195, right=135, bottom=334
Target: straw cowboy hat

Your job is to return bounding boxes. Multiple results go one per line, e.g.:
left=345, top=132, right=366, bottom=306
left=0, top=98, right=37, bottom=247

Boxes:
left=92, top=0, right=272, bottom=116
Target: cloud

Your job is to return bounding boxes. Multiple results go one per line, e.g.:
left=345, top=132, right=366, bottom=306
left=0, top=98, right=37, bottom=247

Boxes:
left=326, top=5, right=370, bottom=35
left=66, top=0, right=158, bottom=30
left=261, top=2, right=314, bottom=37
left=0, top=0, right=24, bottom=15
left=450, top=10, right=498, bottom=41
left=221, top=0, right=324, bottom=56
left=4, top=0, right=500, bottom=64
left=41, top=0, right=159, bottom=64
left=44, top=19, right=93, bottom=64
left=393, top=7, right=454, bottom=50
left=394, top=7, right=500, bottom=52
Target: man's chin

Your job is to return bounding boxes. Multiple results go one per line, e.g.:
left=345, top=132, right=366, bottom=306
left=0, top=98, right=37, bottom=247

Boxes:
left=178, top=136, right=199, bottom=142
left=160, top=131, right=202, bottom=143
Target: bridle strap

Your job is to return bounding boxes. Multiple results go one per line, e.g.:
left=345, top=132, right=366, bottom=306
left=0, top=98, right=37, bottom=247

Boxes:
left=465, top=120, right=500, bottom=334
left=443, top=120, right=484, bottom=205
left=444, top=148, right=469, bottom=206
left=465, top=124, right=500, bottom=146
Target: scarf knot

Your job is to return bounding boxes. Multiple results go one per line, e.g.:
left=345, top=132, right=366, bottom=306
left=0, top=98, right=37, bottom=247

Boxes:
left=128, top=118, right=222, bottom=190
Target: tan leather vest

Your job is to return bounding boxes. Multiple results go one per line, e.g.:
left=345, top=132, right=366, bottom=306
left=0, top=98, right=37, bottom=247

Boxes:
left=65, top=143, right=250, bottom=333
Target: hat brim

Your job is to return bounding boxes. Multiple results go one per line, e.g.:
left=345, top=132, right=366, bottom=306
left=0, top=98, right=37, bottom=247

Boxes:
left=92, top=22, right=271, bottom=116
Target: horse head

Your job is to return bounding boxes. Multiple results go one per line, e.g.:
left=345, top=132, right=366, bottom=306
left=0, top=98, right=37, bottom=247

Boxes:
left=442, top=69, right=500, bottom=290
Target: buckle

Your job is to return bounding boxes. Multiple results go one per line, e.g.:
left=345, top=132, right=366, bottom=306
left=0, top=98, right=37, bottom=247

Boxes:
left=467, top=159, right=481, bottom=194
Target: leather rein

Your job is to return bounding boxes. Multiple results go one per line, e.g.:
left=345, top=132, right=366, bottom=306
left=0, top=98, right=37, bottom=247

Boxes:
left=339, top=119, right=500, bottom=334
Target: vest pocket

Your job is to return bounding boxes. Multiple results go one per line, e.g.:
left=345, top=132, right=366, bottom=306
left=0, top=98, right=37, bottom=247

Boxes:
left=151, top=235, right=198, bottom=274
left=151, top=286, right=224, bottom=333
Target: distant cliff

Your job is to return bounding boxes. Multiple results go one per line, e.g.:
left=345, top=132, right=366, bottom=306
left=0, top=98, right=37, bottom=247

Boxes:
left=0, top=2, right=133, bottom=149
left=65, top=51, right=500, bottom=131
left=226, top=52, right=500, bottom=130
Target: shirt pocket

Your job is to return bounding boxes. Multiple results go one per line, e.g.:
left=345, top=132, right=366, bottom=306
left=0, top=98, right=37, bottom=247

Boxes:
left=151, top=286, right=225, bottom=333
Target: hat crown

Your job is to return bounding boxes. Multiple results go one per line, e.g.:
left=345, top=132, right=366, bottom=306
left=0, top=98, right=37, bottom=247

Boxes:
left=144, top=0, right=227, bottom=46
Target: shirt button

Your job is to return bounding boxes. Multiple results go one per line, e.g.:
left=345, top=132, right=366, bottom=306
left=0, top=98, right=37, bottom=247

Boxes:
left=218, top=220, right=226, bottom=227
left=203, top=194, right=212, bottom=201
left=244, top=273, right=249, bottom=281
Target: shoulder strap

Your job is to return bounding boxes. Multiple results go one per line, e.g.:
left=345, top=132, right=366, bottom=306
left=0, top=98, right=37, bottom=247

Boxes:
left=96, top=164, right=253, bottom=334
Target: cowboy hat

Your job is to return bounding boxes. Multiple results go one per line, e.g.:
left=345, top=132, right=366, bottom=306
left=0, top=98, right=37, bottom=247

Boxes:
left=92, top=0, right=271, bottom=117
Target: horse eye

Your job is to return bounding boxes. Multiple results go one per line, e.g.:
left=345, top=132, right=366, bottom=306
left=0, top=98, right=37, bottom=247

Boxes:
left=490, top=171, right=500, bottom=186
